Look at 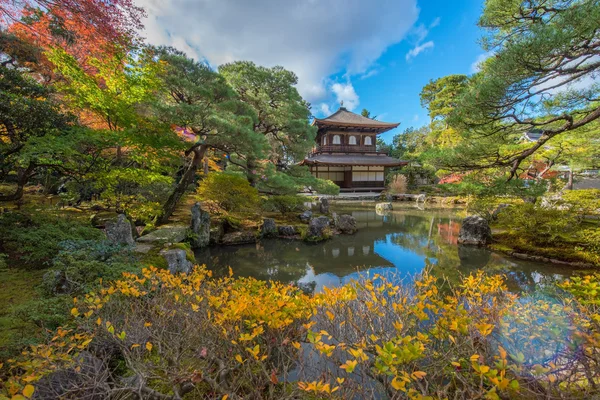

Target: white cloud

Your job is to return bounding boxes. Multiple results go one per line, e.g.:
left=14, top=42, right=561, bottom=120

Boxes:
left=470, top=52, right=494, bottom=73
left=406, top=41, right=434, bottom=61
left=404, top=17, right=439, bottom=61
left=331, top=81, right=360, bottom=111
left=360, top=68, right=380, bottom=80
left=319, top=103, right=332, bottom=116
left=136, top=0, right=419, bottom=102
left=413, top=114, right=420, bottom=121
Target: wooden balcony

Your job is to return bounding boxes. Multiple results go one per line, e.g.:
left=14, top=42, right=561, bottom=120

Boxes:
left=312, top=145, right=383, bottom=154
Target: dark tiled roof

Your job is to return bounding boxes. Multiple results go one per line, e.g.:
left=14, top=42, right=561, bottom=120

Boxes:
left=313, top=107, right=399, bottom=129
left=302, top=153, right=407, bottom=166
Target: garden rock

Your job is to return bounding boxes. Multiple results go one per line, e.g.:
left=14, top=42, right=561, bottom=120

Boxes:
left=261, top=218, right=277, bottom=237
left=319, top=198, right=329, bottom=214
left=91, top=211, right=118, bottom=228
left=137, top=225, right=188, bottom=244
left=299, top=210, right=313, bottom=222
left=42, top=270, right=69, bottom=294
left=160, top=249, right=194, bottom=274
left=105, top=214, right=135, bottom=246
left=458, top=215, right=492, bottom=246
left=278, top=225, right=297, bottom=237
left=190, top=203, right=210, bottom=249
left=336, top=214, right=357, bottom=234
left=375, top=202, right=393, bottom=212
left=221, top=231, right=257, bottom=245
left=210, top=223, right=225, bottom=245
left=32, top=352, right=107, bottom=400
left=305, top=216, right=330, bottom=242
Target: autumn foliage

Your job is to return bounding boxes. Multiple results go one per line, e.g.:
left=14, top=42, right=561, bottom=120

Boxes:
left=1, top=267, right=599, bottom=399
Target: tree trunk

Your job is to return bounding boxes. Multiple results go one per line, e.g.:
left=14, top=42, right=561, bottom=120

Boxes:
left=566, top=169, right=574, bottom=190
left=246, top=158, right=258, bottom=187
left=158, top=145, right=208, bottom=224
left=0, top=163, right=35, bottom=202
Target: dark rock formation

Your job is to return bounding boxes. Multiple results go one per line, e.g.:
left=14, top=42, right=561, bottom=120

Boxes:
left=261, top=218, right=277, bottom=237
left=336, top=214, right=357, bottom=234
left=105, top=214, right=135, bottom=246
left=458, top=215, right=492, bottom=246
left=190, top=203, right=210, bottom=249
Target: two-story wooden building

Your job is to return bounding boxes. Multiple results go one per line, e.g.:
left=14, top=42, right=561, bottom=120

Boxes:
left=301, top=106, right=406, bottom=190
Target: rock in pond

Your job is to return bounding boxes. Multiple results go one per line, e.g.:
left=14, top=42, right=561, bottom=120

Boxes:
left=375, top=202, right=393, bottom=212
left=261, top=218, right=277, bottom=237
left=319, top=198, right=329, bottom=214
left=190, top=203, right=210, bottom=249
left=278, top=225, right=297, bottom=237
left=105, top=214, right=135, bottom=246
left=160, top=248, right=194, bottom=274
left=305, top=216, right=331, bottom=242
left=336, top=214, right=357, bottom=234
left=299, top=210, right=313, bottom=222
left=458, top=215, right=492, bottom=246
left=221, top=231, right=257, bottom=246
left=137, top=225, right=189, bottom=244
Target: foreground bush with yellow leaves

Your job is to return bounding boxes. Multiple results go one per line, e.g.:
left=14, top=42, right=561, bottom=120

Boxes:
left=1, top=267, right=599, bottom=399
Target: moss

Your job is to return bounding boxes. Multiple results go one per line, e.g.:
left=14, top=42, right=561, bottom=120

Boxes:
left=492, top=232, right=600, bottom=266
left=0, top=265, right=45, bottom=359
left=169, top=242, right=196, bottom=263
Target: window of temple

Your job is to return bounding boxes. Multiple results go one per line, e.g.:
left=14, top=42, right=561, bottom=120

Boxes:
left=364, top=136, right=372, bottom=146
left=333, top=135, right=341, bottom=145
left=349, top=136, right=357, bottom=145
left=323, top=136, right=327, bottom=145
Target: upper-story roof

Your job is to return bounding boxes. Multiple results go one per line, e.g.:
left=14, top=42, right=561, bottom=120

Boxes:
left=313, top=107, right=399, bottom=133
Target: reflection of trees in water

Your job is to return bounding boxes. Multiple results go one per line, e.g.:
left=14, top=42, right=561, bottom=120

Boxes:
left=196, top=207, right=579, bottom=294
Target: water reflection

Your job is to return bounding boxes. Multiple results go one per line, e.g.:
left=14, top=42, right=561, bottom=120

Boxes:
left=195, top=205, right=582, bottom=293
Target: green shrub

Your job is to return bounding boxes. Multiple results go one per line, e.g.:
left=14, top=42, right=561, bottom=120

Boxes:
left=262, top=195, right=306, bottom=215
left=560, top=189, right=600, bottom=218
left=197, top=172, right=261, bottom=213
left=496, top=203, right=578, bottom=246
left=0, top=212, right=104, bottom=269
left=46, top=239, right=139, bottom=295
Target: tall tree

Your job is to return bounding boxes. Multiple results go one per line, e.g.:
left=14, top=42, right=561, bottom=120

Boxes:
left=219, top=61, right=317, bottom=188
left=446, top=0, right=600, bottom=179
left=151, top=48, right=262, bottom=223
left=2, top=0, right=144, bottom=77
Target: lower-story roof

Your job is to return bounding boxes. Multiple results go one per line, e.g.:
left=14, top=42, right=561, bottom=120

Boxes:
left=301, top=153, right=407, bottom=167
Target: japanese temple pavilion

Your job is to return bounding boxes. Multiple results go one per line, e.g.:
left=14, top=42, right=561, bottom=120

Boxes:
left=301, top=106, right=407, bottom=190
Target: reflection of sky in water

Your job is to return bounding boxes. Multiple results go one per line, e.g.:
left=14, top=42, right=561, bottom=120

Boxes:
left=196, top=206, right=582, bottom=294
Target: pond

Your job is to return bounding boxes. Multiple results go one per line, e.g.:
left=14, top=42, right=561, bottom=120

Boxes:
left=194, top=203, right=581, bottom=293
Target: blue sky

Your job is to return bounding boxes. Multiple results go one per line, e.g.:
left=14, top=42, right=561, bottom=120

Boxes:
left=138, top=0, right=488, bottom=143
left=343, top=0, right=486, bottom=142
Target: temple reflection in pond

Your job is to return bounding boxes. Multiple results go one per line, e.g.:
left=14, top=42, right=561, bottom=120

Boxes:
left=195, top=205, right=580, bottom=294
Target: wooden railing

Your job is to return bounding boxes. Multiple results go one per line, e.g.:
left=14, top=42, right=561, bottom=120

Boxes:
left=312, top=145, right=384, bottom=154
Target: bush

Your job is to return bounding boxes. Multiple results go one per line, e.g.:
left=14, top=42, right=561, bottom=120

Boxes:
left=262, top=195, right=306, bottom=215
left=3, top=268, right=600, bottom=400
left=46, top=240, right=139, bottom=295
left=197, top=172, right=261, bottom=213
left=387, top=174, right=408, bottom=194
left=496, top=203, right=579, bottom=246
left=0, top=212, right=104, bottom=268
left=560, top=189, right=600, bottom=218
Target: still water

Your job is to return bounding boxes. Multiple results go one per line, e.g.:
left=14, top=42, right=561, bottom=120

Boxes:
left=195, top=204, right=579, bottom=293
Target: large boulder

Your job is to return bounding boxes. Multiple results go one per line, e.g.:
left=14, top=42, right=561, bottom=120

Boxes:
left=221, top=231, right=257, bottom=246
left=209, top=223, right=225, bottom=245
left=299, top=210, right=313, bottom=223
left=305, top=216, right=331, bottom=242
left=336, top=214, right=357, bottom=234
left=458, top=215, right=492, bottom=246
left=261, top=218, right=277, bottom=237
left=105, top=214, right=135, bottom=246
left=137, top=225, right=188, bottom=245
left=278, top=225, right=297, bottom=237
left=160, top=248, right=194, bottom=274
left=319, top=198, right=329, bottom=214
left=190, top=203, right=210, bottom=249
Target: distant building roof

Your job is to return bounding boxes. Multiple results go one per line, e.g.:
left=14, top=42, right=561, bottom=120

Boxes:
left=313, top=107, right=399, bottom=133
left=522, top=129, right=544, bottom=142
left=301, top=153, right=407, bottom=167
